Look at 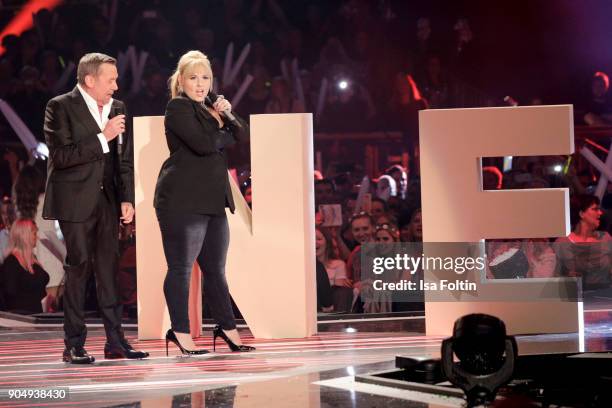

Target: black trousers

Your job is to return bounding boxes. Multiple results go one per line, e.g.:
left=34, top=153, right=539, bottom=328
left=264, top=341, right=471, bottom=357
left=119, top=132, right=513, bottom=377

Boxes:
left=59, top=190, right=123, bottom=348
left=156, top=209, right=236, bottom=334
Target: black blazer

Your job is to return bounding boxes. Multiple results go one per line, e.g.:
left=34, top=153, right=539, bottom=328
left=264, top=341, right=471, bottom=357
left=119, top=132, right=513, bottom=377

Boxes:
left=42, top=87, right=134, bottom=222
left=154, top=95, right=249, bottom=215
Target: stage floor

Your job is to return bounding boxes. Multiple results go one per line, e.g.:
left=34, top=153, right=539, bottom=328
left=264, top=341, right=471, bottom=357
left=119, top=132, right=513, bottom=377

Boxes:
left=1, top=311, right=611, bottom=407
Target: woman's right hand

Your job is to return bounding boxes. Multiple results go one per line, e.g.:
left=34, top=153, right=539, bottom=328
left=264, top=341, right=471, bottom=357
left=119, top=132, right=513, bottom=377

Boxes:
left=212, top=95, right=232, bottom=114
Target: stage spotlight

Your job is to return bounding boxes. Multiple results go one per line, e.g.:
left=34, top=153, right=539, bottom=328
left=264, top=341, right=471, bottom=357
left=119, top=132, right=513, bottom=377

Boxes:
left=553, top=164, right=563, bottom=173
left=441, top=314, right=517, bottom=407
left=338, top=80, right=349, bottom=90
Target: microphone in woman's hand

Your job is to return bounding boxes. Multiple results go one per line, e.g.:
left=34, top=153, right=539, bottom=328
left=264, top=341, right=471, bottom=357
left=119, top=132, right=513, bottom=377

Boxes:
left=205, top=91, right=240, bottom=126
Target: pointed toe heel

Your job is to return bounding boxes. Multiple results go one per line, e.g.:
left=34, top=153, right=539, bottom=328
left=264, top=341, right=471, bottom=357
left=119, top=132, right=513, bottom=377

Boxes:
left=212, top=325, right=255, bottom=352
left=165, top=329, right=209, bottom=356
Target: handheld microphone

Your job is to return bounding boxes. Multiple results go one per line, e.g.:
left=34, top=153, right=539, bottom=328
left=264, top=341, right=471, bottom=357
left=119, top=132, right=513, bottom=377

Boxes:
left=111, top=106, right=124, bottom=154
left=205, top=91, right=240, bottom=127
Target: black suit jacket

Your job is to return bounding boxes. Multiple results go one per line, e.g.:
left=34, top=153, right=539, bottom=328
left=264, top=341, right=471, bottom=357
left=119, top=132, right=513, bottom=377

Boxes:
left=154, top=95, right=249, bottom=215
left=42, top=87, right=134, bottom=222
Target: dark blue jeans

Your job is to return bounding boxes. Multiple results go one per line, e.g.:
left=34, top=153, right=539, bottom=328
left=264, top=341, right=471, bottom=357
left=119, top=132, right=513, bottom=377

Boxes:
left=156, top=209, right=236, bottom=333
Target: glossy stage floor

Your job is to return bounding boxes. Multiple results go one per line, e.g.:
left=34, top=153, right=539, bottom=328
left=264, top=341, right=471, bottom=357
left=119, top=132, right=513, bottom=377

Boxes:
left=0, top=310, right=611, bottom=408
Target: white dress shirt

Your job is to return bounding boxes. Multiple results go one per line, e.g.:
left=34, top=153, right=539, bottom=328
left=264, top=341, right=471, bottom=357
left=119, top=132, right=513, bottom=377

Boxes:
left=76, top=84, right=112, bottom=154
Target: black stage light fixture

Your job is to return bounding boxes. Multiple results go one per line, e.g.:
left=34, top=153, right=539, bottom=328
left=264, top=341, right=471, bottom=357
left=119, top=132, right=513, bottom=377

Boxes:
left=441, top=313, right=518, bottom=407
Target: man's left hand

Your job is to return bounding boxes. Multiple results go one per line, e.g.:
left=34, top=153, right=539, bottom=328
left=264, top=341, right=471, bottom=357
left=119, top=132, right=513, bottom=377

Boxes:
left=120, top=202, right=135, bottom=224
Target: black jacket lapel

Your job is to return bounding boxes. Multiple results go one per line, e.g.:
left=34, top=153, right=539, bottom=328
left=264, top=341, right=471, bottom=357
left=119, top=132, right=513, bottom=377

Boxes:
left=193, top=99, right=217, bottom=129
left=69, top=87, right=105, bottom=139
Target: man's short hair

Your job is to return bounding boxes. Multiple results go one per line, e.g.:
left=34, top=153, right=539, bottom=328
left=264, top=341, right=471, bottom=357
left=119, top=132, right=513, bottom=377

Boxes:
left=77, top=52, right=116, bottom=85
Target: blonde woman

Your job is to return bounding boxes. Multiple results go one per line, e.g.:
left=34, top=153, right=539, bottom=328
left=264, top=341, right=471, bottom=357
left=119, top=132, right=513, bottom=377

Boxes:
left=14, top=165, right=66, bottom=309
left=154, top=51, right=253, bottom=355
left=1, top=219, right=49, bottom=313
left=0, top=197, right=16, bottom=264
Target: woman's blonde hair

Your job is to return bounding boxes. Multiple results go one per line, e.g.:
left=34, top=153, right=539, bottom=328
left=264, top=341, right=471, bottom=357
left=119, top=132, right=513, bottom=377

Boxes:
left=168, top=50, right=213, bottom=98
left=7, top=218, right=37, bottom=273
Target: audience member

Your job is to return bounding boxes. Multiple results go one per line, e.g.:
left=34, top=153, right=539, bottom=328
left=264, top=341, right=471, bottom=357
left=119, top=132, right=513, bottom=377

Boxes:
left=320, top=79, right=376, bottom=132
left=346, top=212, right=375, bottom=299
left=39, top=50, right=64, bottom=94
left=316, top=227, right=352, bottom=312
left=0, top=150, right=21, bottom=199
left=450, top=17, right=478, bottom=85
left=387, top=165, right=408, bottom=198
left=374, top=223, right=399, bottom=243
left=239, top=65, right=271, bottom=116
left=360, top=223, right=401, bottom=313
left=1, top=219, right=50, bottom=313
left=14, top=165, right=66, bottom=309
left=584, top=71, right=612, bottom=126
left=421, top=55, right=451, bottom=108
left=414, top=18, right=435, bottom=64
left=315, top=259, right=334, bottom=312
left=399, top=208, right=423, bottom=242
left=376, top=174, right=397, bottom=202
left=127, top=67, right=169, bottom=117
left=375, top=213, right=398, bottom=229
left=387, top=73, right=428, bottom=149
left=376, top=165, right=407, bottom=202
left=6, top=65, right=51, bottom=140
left=264, top=77, right=304, bottom=114
left=370, top=197, right=387, bottom=221
left=14, top=165, right=45, bottom=219
left=315, top=179, right=336, bottom=206
left=555, top=194, right=612, bottom=292
left=0, top=198, right=16, bottom=264
left=524, top=239, right=558, bottom=278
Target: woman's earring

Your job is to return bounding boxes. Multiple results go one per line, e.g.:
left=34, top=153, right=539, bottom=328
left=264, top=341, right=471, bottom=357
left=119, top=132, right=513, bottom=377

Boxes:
left=178, top=85, right=183, bottom=94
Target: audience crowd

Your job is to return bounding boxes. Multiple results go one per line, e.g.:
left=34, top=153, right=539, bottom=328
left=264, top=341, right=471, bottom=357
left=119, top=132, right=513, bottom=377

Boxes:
left=1, top=0, right=611, bottom=316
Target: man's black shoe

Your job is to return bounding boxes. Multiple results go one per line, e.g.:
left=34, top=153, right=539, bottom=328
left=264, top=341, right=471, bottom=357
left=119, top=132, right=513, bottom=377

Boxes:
left=104, top=341, right=150, bottom=359
left=62, top=346, right=95, bottom=364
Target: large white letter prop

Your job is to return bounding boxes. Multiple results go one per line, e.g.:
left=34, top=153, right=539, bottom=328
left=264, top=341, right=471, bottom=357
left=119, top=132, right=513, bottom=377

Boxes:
left=420, top=105, right=583, bottom=337
left=226, top=113, right=317, bottom=338
left=134, top=114, right=317, bottom=340
left=134, top=116, right=171, bottom=340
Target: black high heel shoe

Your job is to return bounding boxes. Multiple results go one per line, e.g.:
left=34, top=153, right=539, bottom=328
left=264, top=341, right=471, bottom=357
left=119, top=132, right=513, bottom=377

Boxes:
left=213, top=325, right=255, bottom=352
left=165, top=329, right=209, bottom=356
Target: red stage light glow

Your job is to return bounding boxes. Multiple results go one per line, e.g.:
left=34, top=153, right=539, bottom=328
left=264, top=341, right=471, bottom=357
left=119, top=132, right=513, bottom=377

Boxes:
left=0, top=0, right=63, bottom=55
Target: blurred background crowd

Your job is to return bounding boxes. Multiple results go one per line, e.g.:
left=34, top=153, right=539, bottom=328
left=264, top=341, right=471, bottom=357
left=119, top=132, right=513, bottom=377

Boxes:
left=0, top=0, right=611, bottom=317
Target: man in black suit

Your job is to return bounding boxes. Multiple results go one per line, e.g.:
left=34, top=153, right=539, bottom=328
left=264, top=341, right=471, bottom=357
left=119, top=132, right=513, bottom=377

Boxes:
left=43, top=53, right=148, bottom=364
